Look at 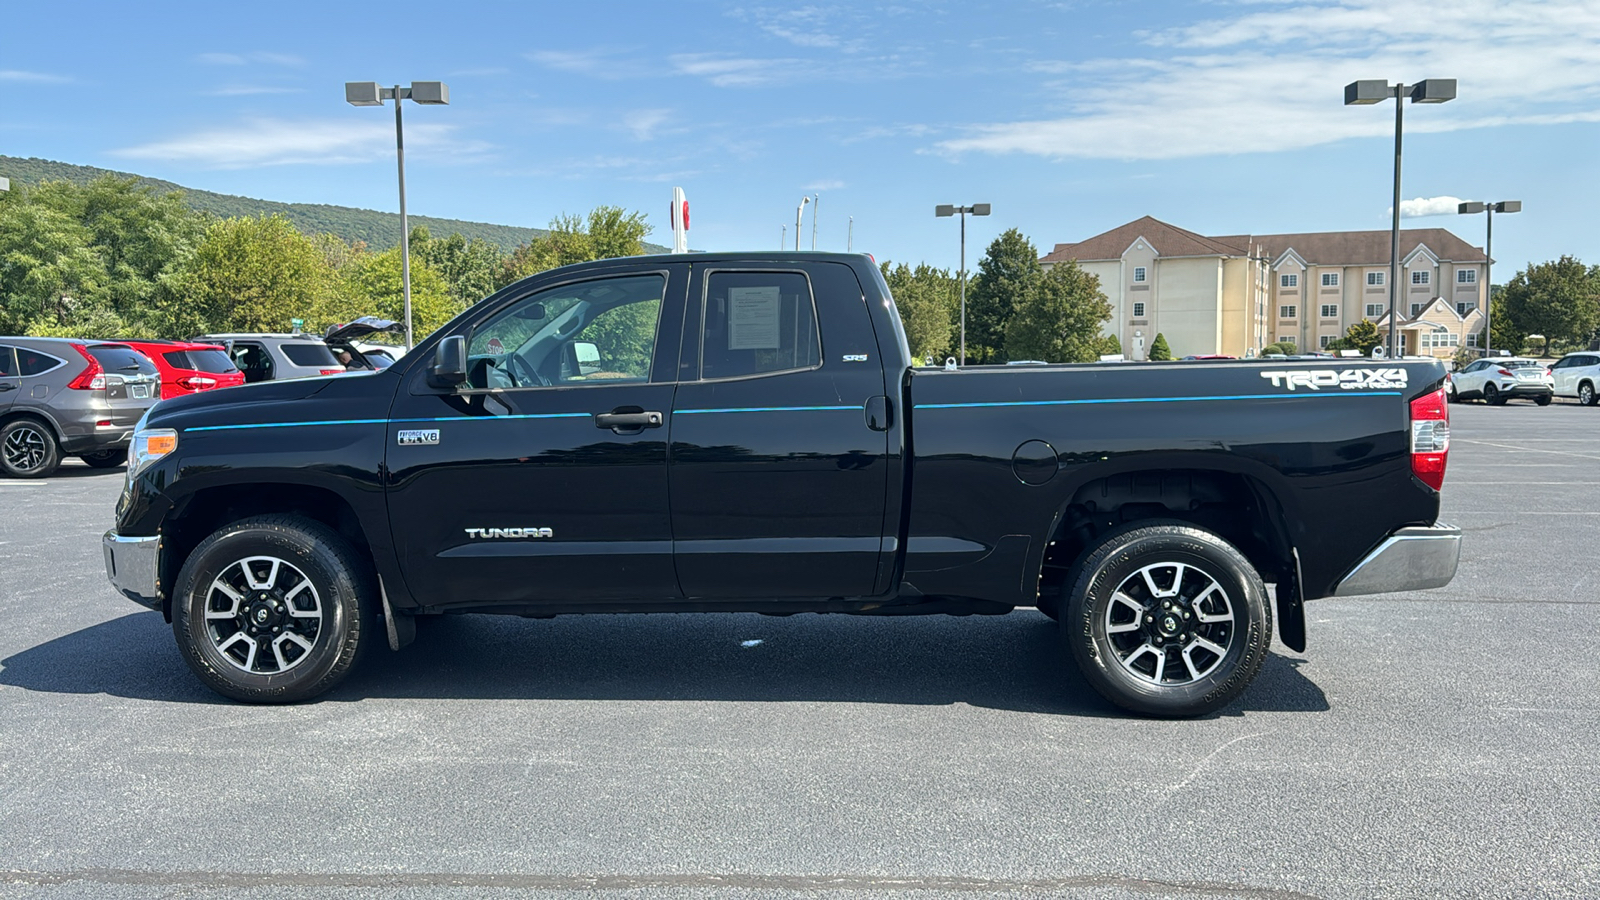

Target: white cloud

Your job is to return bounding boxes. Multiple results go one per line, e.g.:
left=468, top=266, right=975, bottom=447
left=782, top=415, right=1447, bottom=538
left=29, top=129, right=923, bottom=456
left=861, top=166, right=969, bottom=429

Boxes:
left=621, top=109, right=674, bottom=140
left=804, top=179, right=846, bottom=191
left=526, top=48, right=647, bottom=80
left=1395, top=196, right=1466, bottom=218
left=110, top=118, right=491, bottom=169
left=204, top=85, right=304, bottom=96
left=940, top=0, right=1600, bottom=161
left=197, top=52, right=305, bottom=67
left=669, top=54, right=802, bottom=87
left=0, top=70, right=71, bottom=83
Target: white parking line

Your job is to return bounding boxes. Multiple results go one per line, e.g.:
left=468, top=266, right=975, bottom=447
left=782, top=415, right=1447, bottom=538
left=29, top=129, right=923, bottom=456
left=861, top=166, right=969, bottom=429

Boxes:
left=1457, top=439, right=1600, bottom=461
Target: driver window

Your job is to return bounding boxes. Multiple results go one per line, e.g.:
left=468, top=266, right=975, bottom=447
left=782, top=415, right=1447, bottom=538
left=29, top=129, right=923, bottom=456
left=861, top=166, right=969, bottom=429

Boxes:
left=466, top=273, right=666, bottom=390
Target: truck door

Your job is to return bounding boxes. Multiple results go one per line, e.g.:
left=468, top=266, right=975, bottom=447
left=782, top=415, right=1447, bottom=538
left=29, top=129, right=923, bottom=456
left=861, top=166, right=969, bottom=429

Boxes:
left=669, top=262, right=891, bottom=599
left=386, top=265, right=687, bottom=608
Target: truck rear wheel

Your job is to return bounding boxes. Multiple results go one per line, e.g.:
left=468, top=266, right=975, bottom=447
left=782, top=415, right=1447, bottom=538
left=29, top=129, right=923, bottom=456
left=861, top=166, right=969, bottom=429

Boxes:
left=1063, top=523, right=1271, bottom=718
left=172, top=515, right=374, bottom=703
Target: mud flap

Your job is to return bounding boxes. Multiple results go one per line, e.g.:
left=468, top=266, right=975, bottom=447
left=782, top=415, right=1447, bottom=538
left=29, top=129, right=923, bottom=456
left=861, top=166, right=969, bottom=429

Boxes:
left=1276, top=548, right=1307, bottom=652
left=380, top=576, right=416, bottom=651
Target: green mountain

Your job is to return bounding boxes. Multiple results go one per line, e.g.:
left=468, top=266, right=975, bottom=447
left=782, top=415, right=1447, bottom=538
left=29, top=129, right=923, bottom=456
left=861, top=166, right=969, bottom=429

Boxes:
left=0, top=156, right=666, bottom=254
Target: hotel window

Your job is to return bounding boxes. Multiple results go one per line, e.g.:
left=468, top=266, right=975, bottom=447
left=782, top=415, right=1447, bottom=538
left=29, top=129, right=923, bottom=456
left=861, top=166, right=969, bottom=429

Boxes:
left=1411, top=303, right=1423, bottom=316
left=1320, top=335, right=1335, bottom=349
left=1458, top=269, right=1477, bottom=284
left=1412, top=270, right=1430, bottom=285
left=1280, top=305, right=1297, bottom=319
left=1133, top=266, right=1147, bottom=283
left=1132, top=302, right=1146, bottom=318
left=1280, top=274, right=1298, bottom=288
left=1367, top=271, right=1384, bottom=286
left=1457, top=300, right=1476, bottom=316
left=1321, top=304, right=1339, bottom=318
left=1365, top=303, right=1384, bottom=318
left=1466, top=333, right=1479, bottom=347
left=1321, top=273, right=1339, bottom=287
left=1279, top=335, right=1296, bottom=347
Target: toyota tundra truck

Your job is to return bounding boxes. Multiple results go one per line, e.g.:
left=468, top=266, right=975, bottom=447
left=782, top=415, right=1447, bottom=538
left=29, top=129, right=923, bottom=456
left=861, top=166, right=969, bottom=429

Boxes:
left=103, top=252, right=1460, bottom=716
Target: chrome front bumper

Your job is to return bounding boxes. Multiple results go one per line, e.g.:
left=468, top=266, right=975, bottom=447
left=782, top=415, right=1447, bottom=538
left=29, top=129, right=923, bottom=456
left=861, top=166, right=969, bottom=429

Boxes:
left=103, top=531, right=161, bottom=611
left=1332, top=524, right=1461, bottom=597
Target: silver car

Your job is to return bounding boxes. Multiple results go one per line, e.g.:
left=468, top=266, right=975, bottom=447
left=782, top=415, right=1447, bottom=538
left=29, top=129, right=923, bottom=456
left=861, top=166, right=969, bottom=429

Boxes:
left=189, top=333, right=346, bottom=383
left=0, top=338, right=162, bottom=477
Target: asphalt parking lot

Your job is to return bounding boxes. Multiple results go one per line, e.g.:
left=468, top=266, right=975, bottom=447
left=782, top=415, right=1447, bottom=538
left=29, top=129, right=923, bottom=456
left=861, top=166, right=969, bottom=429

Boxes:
left=0, top=399, right=1596, bottom=900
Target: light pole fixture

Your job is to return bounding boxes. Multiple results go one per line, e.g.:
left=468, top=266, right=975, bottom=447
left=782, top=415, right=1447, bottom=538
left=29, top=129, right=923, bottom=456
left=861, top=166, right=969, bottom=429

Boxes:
left=1345, top=78, right=1456, bottom=359
left=1458, top=200, right=1521, bottom=356
left=935, top=203, right=991, bottom=365
left=794, top=196, right=810, bottom=251
left=345, top=80, right=450, bottom=349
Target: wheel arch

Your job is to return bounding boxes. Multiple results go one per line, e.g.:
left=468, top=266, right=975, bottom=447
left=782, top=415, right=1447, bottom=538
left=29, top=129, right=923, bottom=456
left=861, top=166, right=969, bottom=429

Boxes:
left=0, top=409, right=64, bottom=440
left=1032, top=460, right=1301, bottom=647
left=160, top=481, right=378, bottom=621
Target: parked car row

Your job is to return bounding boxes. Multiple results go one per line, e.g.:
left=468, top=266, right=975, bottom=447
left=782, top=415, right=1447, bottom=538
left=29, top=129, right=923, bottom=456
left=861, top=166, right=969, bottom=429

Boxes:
left=1447, top=352, right=1600, bottom=406
left=0, top=319, right=402, bottom=478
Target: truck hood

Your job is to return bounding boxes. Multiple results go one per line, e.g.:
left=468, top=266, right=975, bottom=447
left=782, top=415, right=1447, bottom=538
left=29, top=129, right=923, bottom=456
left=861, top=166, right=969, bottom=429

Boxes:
left=144, top=374, right=334, bottom=429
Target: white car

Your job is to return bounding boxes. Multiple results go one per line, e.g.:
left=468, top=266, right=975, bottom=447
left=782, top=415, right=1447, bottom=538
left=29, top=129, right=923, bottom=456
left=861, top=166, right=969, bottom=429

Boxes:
left=1449, top=358, right=1553, bottom=406
left=1550, top=352, right=1600, bottom=406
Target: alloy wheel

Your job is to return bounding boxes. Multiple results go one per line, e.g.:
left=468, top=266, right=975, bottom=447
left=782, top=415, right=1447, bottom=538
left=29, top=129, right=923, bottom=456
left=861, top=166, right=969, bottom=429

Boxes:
left=2, top=425, right=49, bottom=473
left=1103, top=562, right=1235, bottom=685
left=204, top=556, right=324, bottom=674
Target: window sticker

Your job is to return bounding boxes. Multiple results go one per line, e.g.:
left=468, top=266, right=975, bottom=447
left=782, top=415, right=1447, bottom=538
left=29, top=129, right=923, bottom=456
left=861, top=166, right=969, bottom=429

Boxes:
left=728, top=285, right=782, bottom=350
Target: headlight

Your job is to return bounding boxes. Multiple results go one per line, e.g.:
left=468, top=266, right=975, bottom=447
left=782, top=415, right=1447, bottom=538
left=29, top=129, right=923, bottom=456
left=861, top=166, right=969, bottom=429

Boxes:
left=128, top=427, right=178, bottom=479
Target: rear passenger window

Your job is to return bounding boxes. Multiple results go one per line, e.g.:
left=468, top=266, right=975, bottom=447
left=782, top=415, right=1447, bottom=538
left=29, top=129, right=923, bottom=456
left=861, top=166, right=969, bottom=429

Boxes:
left=700, top=271, right=821, bottom=380
left=17, top=348, right=63, bottom=377
left=280, top=343, right=339, bottom=367
left=0, top=346, right=14, bottom=377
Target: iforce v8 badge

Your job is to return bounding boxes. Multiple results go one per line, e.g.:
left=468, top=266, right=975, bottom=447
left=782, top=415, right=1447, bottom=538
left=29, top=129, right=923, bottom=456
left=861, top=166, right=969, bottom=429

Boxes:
left=397, top=429, right=440, bottom=446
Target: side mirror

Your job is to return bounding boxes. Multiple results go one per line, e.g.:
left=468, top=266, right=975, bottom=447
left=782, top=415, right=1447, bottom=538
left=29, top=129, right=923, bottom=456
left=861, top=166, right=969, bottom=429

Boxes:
left=573, top=340, right=601, bottom=375
left=429, top=335, right=467, bottom=388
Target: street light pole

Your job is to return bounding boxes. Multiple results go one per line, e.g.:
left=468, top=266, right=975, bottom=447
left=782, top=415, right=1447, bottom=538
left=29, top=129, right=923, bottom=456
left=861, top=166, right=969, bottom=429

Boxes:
left=1458, top=200, right=1522, bottom=356
left=795, top=196, right=809, bottom=251
left=346, top=80, right=450, bottom=350
left=935, top=203, right=991, bottom=365
left=1346, top=78, right=1456, bottom=359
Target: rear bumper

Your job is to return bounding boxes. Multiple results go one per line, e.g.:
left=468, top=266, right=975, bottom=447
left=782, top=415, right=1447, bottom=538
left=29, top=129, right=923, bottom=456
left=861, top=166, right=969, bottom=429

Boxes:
left=1331, top=524, right=1461, bottom=597
left=1497, top=382, right=1553, bottom=396
left=103, top=530, right=161, bottom=611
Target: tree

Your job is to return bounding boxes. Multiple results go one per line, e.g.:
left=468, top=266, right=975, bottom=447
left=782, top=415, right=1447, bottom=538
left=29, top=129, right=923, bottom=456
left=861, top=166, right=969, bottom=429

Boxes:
left=1343, top=319, right=1382, bottom=356
left=498, top=207, right=653, bottom=287
left=0, top=193, right=108, bottom=335
left=413, top=227, right=504, bottom=306
left=1148, top=332, right=1172, bottom=361
left=1262, top=341, right=1298, bottom=356
left=159, top=215, right=338, bottom=337
left=966, top=229, right=1041, bottom=364
left=881, top=261, right=957, bottom=361
left=334, top=245, right=460, bottom=341
left=1100, top=333, right=1122, bottom=357
left=1499, top=256, right=1599, bottom=357
left=1002, top=260, right=1111, bottom=364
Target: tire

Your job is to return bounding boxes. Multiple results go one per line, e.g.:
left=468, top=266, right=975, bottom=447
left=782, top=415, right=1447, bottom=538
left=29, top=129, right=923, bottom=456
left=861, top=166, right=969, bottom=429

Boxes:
left=79, top=450, right=126, bottom=469
left=1535, top=394, right=1552, bottom=407
left=0, top=418, right=61, bottom=478
left=1063, top=523, right=1271, bottom=718
left=1580, top=382, right=1596, bottom=407
left=1484, top=383, right=1505, bottom=406
left=172, top=514, right=375, bottom=703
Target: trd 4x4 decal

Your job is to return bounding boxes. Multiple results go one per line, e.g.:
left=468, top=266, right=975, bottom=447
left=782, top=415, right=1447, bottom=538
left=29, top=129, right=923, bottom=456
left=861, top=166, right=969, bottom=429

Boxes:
left=1258, top=368, right=1409, bottom=391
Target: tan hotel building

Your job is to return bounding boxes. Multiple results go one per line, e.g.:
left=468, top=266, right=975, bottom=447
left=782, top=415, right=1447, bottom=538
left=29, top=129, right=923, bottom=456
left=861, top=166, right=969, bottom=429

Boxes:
left=1040, top=216, right=1489, bottom=360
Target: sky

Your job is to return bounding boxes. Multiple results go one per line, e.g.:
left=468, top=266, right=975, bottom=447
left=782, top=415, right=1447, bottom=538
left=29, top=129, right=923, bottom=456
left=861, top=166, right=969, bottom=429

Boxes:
left=4, top=0, right=1598, bottom=278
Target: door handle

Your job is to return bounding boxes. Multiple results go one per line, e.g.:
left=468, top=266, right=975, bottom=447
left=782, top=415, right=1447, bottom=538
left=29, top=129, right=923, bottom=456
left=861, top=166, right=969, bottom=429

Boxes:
left=594, top=408, right=663, bottom=434
left=0, top=383, right=14, bottom=392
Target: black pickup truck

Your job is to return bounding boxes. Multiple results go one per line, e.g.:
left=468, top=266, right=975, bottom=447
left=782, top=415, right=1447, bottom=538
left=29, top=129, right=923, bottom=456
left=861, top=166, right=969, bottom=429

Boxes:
left=104, top=252, right=1460, bottom=716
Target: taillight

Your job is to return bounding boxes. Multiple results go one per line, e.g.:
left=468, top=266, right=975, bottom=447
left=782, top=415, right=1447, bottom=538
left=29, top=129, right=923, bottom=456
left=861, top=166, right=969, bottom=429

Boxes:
left=1497, top=368, right=1513, bottom=376
left=319, top=368, right=344, bottom=376
left=1410, top=388, right=1449, bottom=491
left=177, top=375, right=217, bottom=391
left=67, top=344, right=105, bottom=390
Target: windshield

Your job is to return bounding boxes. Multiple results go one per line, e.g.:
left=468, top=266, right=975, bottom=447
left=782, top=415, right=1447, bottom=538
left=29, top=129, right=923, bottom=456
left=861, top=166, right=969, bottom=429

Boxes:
left=1503, top=360, right=1543, bottom=368
left=88, top=345, right=158, bottom=377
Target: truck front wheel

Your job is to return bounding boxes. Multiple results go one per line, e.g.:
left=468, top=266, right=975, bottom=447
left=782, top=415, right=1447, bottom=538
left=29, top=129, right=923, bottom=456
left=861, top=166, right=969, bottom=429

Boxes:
left=172, top=515, right=374, bottom=703
left=1064, top=523, right=1271, bottom=718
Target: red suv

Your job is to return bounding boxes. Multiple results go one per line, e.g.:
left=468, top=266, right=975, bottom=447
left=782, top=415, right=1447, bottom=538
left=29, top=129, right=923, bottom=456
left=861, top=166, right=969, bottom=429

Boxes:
left=117, top=340, right=245, bottom=396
